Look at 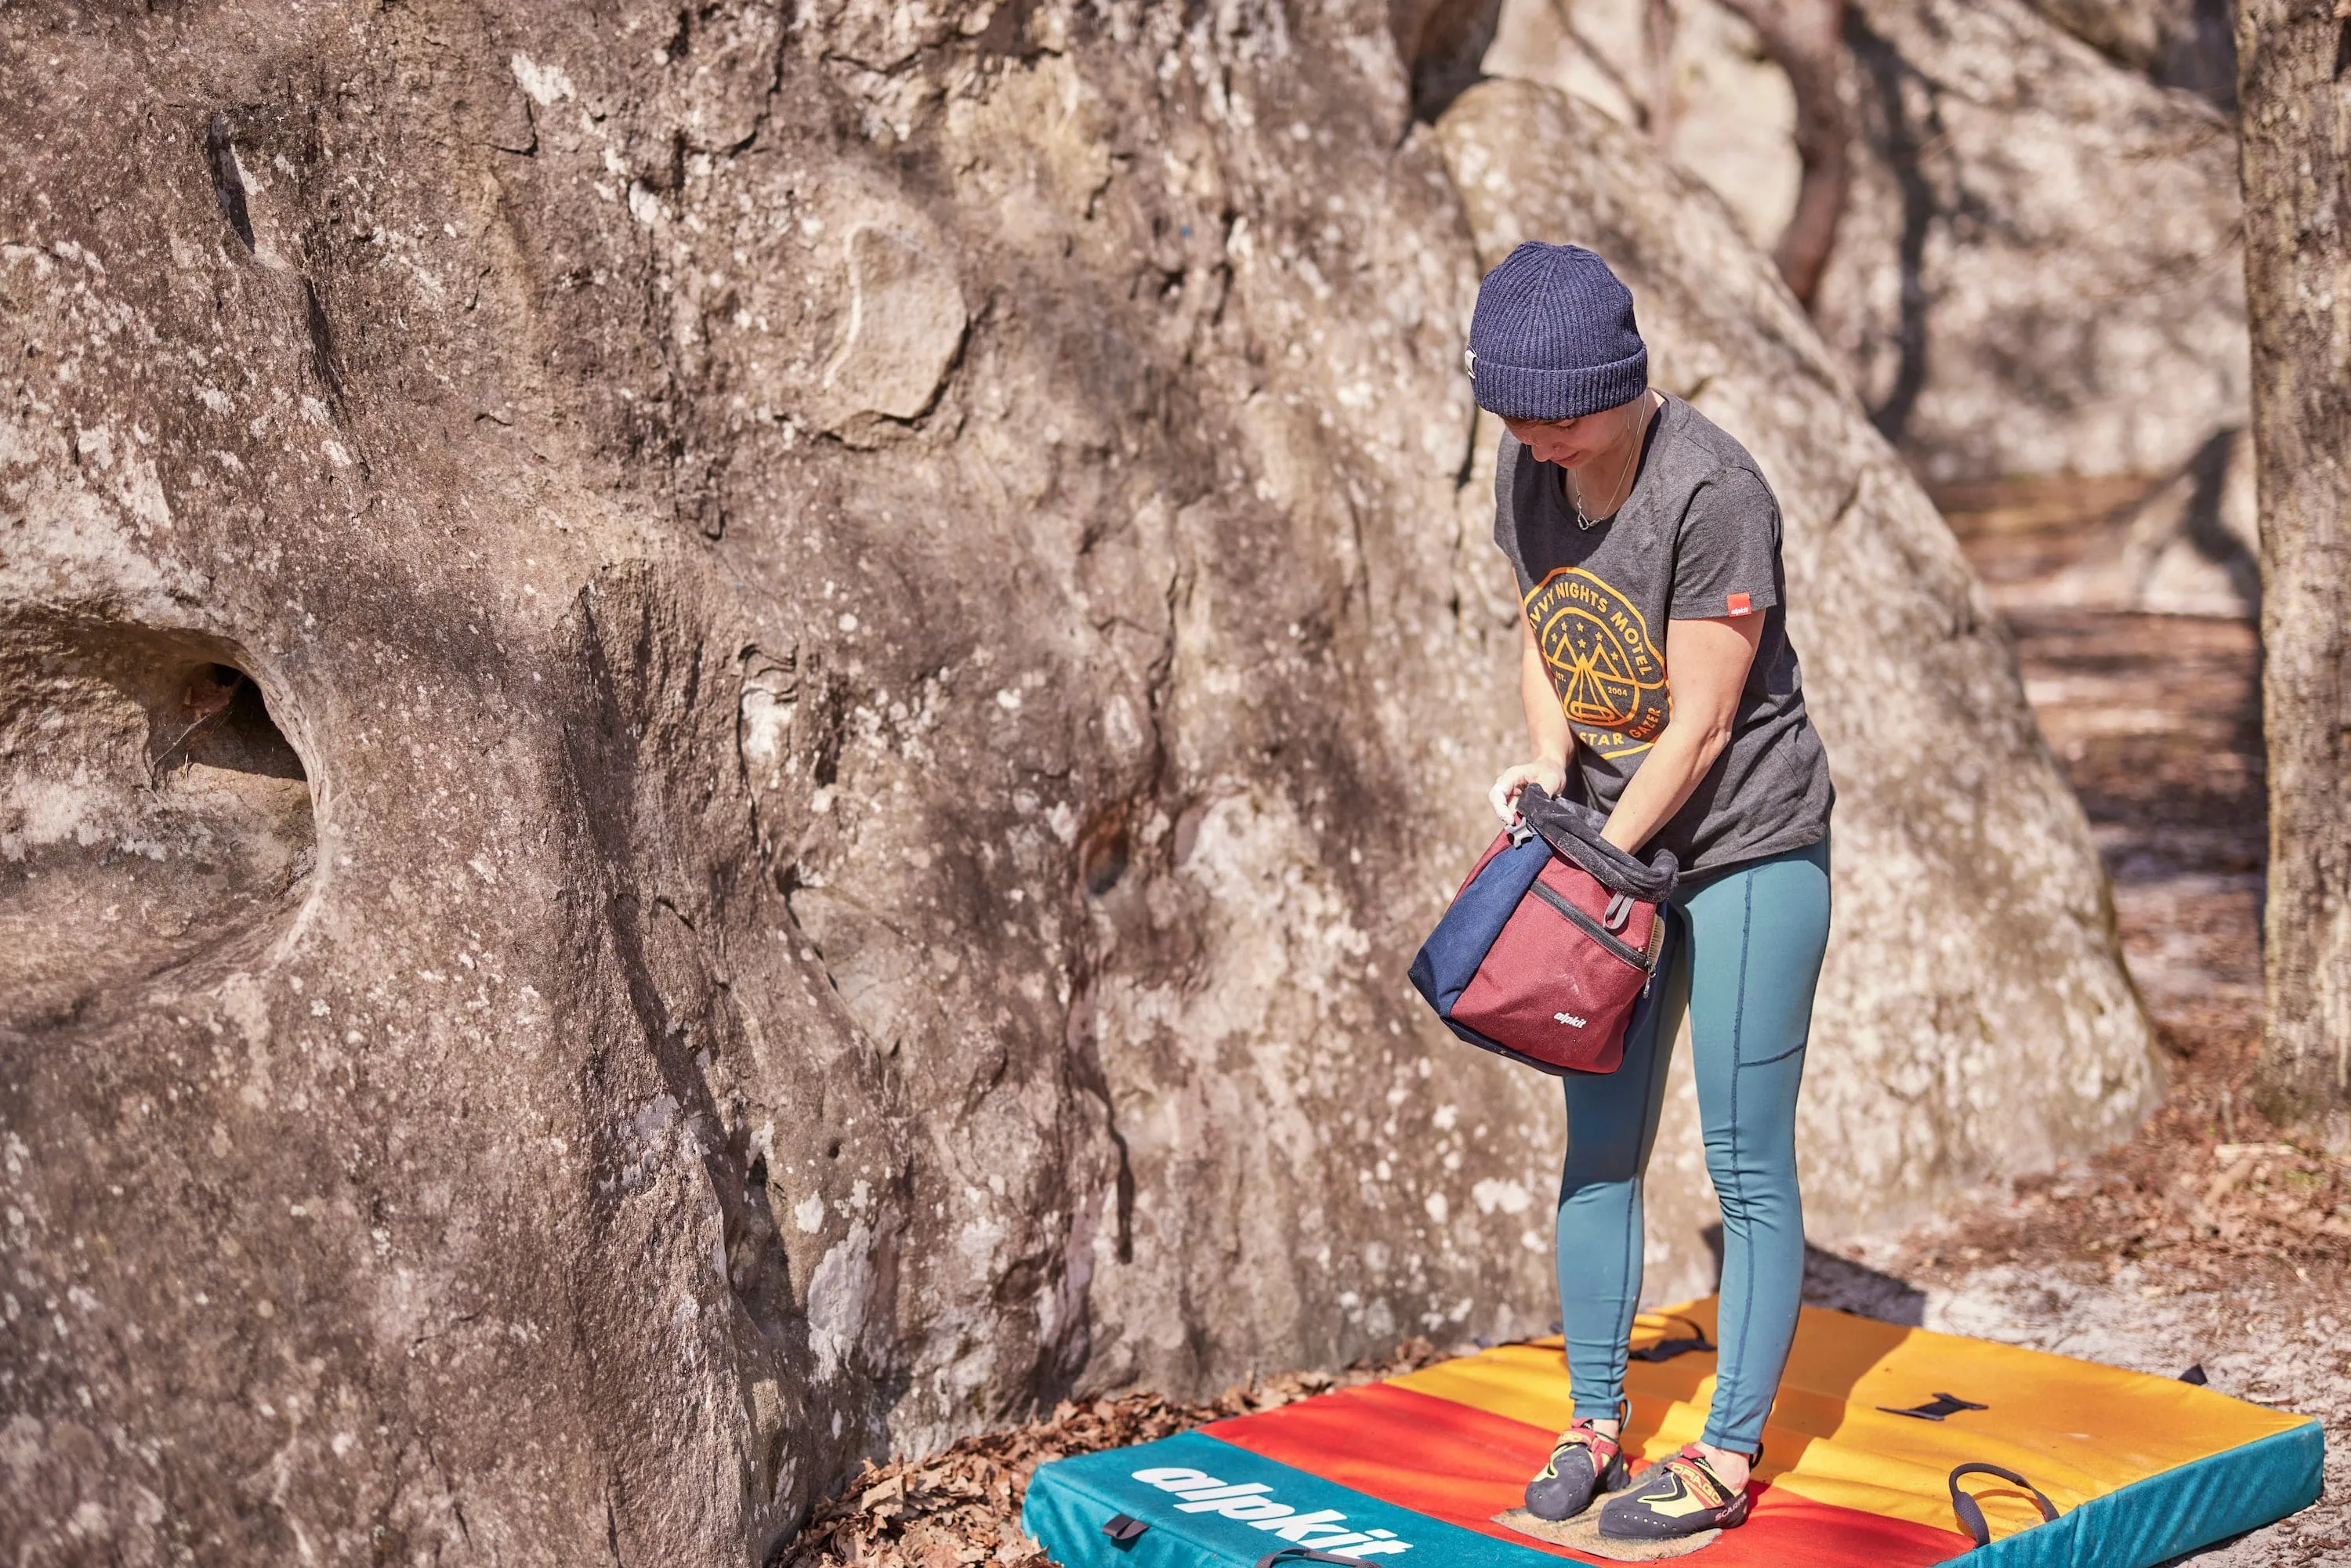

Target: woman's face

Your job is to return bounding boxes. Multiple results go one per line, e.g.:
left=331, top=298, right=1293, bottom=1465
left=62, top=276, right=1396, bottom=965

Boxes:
left=1502, top=396, right=1643, bottom=469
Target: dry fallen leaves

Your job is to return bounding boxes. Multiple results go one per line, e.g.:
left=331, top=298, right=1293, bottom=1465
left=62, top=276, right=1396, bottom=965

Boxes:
left=1896, top=1027, right=2351, bottom=1287
left=776, top=1339, right=1446, bottom=1568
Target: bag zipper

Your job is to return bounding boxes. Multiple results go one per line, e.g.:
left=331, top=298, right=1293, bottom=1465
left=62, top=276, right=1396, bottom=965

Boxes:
left=1527, top=879, right=1654, bottom=972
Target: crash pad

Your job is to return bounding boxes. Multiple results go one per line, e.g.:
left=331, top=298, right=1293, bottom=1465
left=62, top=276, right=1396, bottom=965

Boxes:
left=1023, top=1298, right=2321, bottom=1566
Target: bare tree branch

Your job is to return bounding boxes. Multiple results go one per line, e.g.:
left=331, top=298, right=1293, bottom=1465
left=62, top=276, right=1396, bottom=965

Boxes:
left=1716, top=0, right=1851, bottom=311
left=1645, top=0, right=1680, bottom=145
left=1545, top=0, right=1653, bottom=129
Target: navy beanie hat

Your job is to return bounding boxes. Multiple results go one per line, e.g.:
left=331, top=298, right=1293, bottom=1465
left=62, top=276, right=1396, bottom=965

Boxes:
left=1465, top=242, right=1648, bottom=421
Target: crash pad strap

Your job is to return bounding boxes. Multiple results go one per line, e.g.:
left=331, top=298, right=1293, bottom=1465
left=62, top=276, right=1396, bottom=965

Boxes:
left=1948, top=1464, right=2058, bottom=1548
left=1626, top=1314, right=1715, bottom=1364
left=1962, top=1419, right=2323, bottom=1565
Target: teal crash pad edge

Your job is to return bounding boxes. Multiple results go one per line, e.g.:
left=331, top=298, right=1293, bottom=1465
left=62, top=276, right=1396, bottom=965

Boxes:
left=1975, top=1417, right=2324, bottom=1567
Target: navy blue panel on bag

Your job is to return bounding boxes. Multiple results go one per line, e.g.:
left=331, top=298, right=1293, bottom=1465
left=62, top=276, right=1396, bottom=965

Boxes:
left=1407, top=831, right=1549, bottom=1017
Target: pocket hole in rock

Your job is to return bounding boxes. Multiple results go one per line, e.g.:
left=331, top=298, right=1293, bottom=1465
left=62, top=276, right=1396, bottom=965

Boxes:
left=151, top=664, right=307, bottom=782
left=203, top=113, right=257, bottom=253
left=1080, top=819, right=1129, bottom=897
left=1, top=623, right=316, bottom=1030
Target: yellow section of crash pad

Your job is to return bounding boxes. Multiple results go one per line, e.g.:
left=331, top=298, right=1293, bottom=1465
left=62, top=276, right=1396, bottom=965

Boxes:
left=1392, top=1298, right=2309, bottom=1541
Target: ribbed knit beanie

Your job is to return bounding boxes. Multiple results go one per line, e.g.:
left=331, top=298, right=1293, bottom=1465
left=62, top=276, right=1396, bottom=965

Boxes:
left=1465, top=242, right=1648, bottom=421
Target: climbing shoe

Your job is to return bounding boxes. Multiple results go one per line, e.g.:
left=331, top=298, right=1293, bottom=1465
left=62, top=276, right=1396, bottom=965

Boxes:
left=1523, top=1418, right=1629, bottom=1521
left=1596, top=1444, right=1751, bottom=1540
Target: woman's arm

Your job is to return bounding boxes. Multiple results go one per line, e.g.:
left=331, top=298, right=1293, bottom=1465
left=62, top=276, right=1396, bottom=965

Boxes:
left=1600, top=614, right=1764, bottom=853
left=1487, top=616, right=1574, bottom=822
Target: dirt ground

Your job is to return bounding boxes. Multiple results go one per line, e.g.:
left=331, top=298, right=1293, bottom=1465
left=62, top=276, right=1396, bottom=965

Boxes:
left=778, top=483, right=2346, bottom=1566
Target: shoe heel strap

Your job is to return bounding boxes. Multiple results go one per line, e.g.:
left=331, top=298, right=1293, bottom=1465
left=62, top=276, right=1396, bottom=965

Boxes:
left=1572, top=1396, right=1630, bottom=1452
left=1667, top=1447, right=1743, bottom=1505
left=1568, top=1415, right=1627, bottom=1459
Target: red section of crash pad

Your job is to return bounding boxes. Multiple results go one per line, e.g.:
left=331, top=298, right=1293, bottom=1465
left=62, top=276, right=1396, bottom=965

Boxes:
left=1208, top=1381, right=1972, bottom=1566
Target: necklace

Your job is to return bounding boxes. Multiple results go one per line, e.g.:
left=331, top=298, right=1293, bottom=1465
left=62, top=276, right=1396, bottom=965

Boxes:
left=1565, top=396, right=1652, bottom=531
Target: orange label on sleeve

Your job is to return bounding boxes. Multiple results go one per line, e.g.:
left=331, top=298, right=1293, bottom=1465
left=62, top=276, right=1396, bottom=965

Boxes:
left=1726, top=592, right=1753, bottom=617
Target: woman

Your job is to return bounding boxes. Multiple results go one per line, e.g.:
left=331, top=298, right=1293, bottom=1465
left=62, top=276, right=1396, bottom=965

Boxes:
left=1469, top=242, right=1835, bottom=1544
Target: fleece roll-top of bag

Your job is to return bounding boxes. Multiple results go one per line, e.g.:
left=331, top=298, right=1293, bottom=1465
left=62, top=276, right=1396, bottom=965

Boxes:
left=1465, top=241, right=1650, bottom=422
left=1515, top=786, right=1678, bottom=902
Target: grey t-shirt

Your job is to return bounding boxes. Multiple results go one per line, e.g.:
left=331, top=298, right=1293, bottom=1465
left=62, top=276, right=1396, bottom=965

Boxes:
left=1492, top=394, right=1832, bottom=875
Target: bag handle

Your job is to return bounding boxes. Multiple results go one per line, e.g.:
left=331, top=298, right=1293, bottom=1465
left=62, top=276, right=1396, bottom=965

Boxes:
left=1255, top=1551, right=1378, bottom=1568
left=1947, top=1462, right=2059, bottom=1548
left=1517, top=784, right=1678, bottom=900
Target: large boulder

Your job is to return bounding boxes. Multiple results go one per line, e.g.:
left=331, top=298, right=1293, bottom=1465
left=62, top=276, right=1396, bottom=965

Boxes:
left=0, top=2, right=2147, bottom=1563
left=1823, top=0, right=2248, bottom=487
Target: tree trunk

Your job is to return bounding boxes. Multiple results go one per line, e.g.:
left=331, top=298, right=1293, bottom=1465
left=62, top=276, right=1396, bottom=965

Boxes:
left=2238, top=0, right=2351, bottom=1146
left=1719, top=0, right=1852, bottom=311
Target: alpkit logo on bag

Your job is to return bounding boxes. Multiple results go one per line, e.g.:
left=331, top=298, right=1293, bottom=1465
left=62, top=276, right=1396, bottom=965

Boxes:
left=1131, top=1467, right=1415, bottom=1556
left=1553, top=1012, right=1587, bottom=1027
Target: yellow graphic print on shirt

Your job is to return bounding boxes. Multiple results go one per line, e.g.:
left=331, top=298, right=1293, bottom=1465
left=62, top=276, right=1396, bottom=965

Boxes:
left=1524, top=567, right=1672, bottom=760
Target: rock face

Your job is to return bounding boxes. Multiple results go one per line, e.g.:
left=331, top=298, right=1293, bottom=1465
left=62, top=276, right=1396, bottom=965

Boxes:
left=2005, top=431, right=2262, bottom=621
left=2025, top=0, right=2238, bottom=105
left=0, top=2, right=2149, bottom=1564
left=1823, top=0, right=2249, bottom=487
left=1484, top=0, right=2250, bottom=489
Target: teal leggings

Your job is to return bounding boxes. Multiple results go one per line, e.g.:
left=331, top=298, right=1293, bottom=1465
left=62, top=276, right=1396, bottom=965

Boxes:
left=1555, top=838, right=1830, bottom=1455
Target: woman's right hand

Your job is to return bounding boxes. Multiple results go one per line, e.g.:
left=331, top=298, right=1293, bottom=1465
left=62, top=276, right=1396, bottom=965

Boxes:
left=1488, top=759, right=1567, bottom=825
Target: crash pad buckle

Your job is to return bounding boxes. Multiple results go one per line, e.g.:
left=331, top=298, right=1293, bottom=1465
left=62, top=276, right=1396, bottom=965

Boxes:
left=1878, top=1391, right=1988, bottom=1421
left=1948, top=1462, right=2060, bottom=1548
left=1101, top=1513, right=1148, bottom=1544
left=1628, top=1313, right=1717, bottom=1363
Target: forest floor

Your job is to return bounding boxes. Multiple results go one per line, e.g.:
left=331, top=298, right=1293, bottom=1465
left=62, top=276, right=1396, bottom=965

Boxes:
left=778, top=481, right=2346, bottom=1567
